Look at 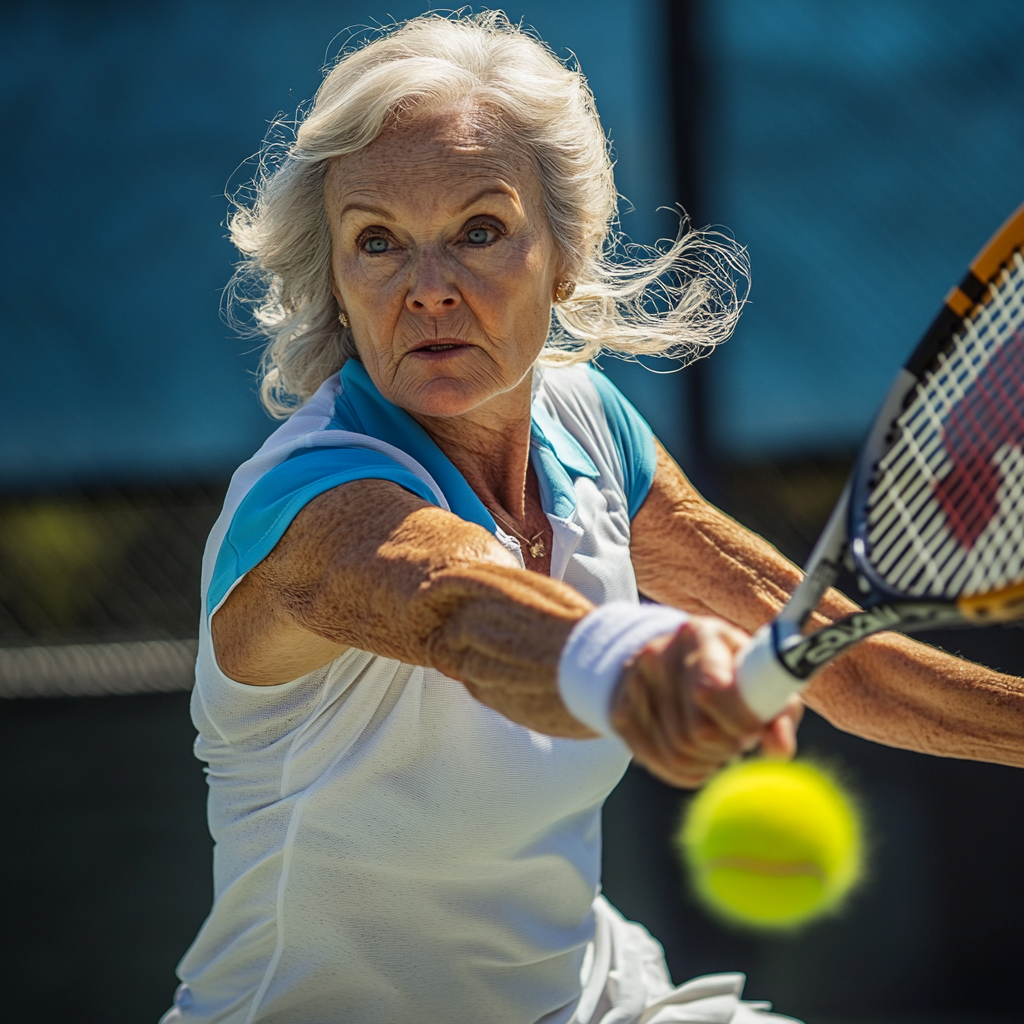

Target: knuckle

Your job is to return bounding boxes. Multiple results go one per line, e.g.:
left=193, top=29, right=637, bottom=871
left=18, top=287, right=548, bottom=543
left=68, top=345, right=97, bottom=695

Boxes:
left=690, top=678, right=732, bottom=714
left=674, top=765, right=717, bottom=788
left=687, top=718, right=723, bottom=749
left=669, top=620, right=700, bottom=653
left=667, top=734, right=731, bottom=771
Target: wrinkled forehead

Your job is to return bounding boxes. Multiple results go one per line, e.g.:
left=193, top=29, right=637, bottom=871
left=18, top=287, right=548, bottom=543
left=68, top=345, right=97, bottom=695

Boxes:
left=323, top=103, right=544, bottom=214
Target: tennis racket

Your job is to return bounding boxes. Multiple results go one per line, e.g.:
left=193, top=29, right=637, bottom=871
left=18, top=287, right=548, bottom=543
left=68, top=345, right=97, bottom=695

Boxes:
left=736, top=202, right=1024, bottom=721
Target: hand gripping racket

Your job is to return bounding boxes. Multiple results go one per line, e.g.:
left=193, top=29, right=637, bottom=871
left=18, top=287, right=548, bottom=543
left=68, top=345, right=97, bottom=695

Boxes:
left=736, top=202, right=1024, bottom=721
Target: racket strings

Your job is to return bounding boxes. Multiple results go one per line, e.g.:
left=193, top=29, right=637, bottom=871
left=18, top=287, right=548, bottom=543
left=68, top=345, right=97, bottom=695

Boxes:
left=865, top=249, right=1024, bottom=598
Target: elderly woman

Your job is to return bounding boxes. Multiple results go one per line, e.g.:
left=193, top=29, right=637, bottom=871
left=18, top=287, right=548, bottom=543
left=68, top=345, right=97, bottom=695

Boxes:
left=164, top=12, right=1024, bottom=1024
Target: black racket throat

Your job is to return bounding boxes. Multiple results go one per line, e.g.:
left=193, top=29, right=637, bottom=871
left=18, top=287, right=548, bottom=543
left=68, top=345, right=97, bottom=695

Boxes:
left=773, top=598, right=965, bottom=682
left=771, top=519, right=978, bottom=685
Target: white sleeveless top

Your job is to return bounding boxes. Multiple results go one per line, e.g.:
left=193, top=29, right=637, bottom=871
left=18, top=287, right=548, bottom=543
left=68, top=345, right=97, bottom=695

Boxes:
left=162, top=362, right=795, bottom=1024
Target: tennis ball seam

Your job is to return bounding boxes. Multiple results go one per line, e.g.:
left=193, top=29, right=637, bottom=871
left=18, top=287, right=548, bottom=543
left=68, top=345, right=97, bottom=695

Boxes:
left=676, top=758, right=864, bottom=930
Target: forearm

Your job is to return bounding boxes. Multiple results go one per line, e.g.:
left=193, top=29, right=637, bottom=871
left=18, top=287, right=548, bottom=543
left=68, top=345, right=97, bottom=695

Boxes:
left=631, top=442, right=809, bottom=629
left=632, top=443, right=1024, bottom=766
left=213, top=481, right=596, bottom=736
left=642, top=493, right=1024, bottom=763
left=806, top=633, right=1024, bottom=767
left=303, top=554, right=596, bottom=736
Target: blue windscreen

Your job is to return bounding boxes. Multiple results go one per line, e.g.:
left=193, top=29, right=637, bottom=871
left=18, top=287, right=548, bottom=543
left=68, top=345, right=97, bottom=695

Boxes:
left=0, top=0, right=675, bottom=488
left=705, top=0, right=1024, bottom=457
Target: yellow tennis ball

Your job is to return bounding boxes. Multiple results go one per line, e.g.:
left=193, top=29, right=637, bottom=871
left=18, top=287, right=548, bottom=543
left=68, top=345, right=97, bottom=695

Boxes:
left=676, top=759, right=863, bottom=930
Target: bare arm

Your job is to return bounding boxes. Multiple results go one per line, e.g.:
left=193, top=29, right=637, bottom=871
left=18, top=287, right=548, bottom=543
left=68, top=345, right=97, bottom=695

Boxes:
left=212, top=476, right=788, bottom=785
left=630, top=440, right=1024, bottom=767
left=213, top=478, right=595, bottom=737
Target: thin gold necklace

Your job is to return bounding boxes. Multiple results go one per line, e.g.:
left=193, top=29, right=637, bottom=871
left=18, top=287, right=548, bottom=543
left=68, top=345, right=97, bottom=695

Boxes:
left=488, top=506, right=547, bottom=558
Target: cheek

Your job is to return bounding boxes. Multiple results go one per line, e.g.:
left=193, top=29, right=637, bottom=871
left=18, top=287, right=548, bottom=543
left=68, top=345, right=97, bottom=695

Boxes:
left=480, top=240, right=555, bottom=313
left=336, top=253, right=385, bottom=296
left=335, top=256, right=408, bottom=331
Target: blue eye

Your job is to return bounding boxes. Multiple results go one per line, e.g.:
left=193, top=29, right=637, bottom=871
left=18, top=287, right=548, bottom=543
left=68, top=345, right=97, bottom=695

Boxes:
left=466, top=227, right=492, bottom=244
left=364, top=236, right=390, bottom=253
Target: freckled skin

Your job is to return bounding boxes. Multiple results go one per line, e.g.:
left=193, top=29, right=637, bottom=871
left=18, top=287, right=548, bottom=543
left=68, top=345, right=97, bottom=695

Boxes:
left=325, top=106, right=558, bottom=550
left=629, top=443, right=1024, bottom=771
left=213, top=107, right=1024, bottom=787
left=325, top=108, right=556, bottom=426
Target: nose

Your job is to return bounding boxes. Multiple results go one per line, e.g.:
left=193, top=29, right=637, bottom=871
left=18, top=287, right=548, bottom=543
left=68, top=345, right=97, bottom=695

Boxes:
left=405, top=247, right=461, bottom=317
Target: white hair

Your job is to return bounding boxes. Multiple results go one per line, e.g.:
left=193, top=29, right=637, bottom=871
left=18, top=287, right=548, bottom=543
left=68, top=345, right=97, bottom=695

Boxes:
left=227, top=9, right=749, bottom=417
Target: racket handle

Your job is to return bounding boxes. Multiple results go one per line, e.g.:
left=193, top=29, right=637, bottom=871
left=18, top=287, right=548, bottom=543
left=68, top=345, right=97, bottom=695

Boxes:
left=735, top=624, right=807, bottom=722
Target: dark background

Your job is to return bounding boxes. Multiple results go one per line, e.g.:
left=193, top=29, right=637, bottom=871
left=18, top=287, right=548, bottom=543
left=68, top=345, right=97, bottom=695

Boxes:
left=2, top=2, right=1023, bottom=1022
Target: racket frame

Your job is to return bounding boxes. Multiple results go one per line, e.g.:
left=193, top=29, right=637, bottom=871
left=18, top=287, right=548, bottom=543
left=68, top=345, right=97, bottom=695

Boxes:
left=736, top=203, right=1024, bottom=719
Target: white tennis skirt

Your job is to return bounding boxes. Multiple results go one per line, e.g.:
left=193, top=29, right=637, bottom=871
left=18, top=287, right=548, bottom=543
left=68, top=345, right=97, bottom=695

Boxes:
left=573, top=897, right=802, bottom=1024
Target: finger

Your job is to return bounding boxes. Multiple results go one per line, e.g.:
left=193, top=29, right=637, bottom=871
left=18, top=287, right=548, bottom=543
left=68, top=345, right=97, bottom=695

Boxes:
left=711, top=620, right=753, bottom=655
left=787, top=696, right=806, bottom=728
left=645, top=622, right=756, bottom=765
left=759, top=699, right=802, bottom=760
left=670, top=621, right=760, bottom=737
left=614, top=657, right=741, bottom=785
left=687, top=642, right=764, bottom=741
left=620, top=661, right=739, bottom=773
left=639, top=755, right=721, bottom=790
left=627, top=719, right=729, bottom=788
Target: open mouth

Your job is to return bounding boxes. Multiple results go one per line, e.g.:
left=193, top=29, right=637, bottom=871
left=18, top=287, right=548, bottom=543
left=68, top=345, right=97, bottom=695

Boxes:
left=409, top=339, right=472, bottom=355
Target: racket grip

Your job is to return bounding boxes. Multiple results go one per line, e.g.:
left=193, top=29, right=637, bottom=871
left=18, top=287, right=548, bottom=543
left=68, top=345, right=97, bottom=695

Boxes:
left=735, top=624, right=807, bottom=722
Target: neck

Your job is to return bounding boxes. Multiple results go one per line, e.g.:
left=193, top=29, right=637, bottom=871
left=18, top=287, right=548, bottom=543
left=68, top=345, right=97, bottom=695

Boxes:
left=410, top=375, right=534, bottom=521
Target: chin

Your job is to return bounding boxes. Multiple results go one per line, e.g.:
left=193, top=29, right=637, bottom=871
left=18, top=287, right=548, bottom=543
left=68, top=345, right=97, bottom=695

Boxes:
left=400, top=374, right=508, bottom=419
left=393, top=364, right=520, bottom=415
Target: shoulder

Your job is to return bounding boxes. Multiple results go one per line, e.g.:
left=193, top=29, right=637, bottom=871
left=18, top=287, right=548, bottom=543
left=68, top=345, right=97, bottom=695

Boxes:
left=203, top=371, right=442, bottom=617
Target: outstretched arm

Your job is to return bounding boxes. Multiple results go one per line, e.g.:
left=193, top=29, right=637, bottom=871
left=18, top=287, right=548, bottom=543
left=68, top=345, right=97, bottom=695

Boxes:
left=630, top=440, right=1024, bottom=768
left=213, top=478, right=592, bottom=736
left=212, top=476, right=785, bottom=784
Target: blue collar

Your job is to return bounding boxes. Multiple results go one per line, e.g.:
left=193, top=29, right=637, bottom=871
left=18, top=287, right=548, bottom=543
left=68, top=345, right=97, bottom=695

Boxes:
left=331, top=360, right=598, bottom=526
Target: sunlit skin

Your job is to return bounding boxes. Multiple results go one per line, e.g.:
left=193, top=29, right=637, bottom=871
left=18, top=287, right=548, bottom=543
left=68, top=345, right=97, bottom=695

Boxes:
left=214, top=103, right=797, bottom=786
left=326, top=106, right=559, bottom=418
left=212, top=102, right=1024, bottom=787
left=325, top=105, right=561, bottom=520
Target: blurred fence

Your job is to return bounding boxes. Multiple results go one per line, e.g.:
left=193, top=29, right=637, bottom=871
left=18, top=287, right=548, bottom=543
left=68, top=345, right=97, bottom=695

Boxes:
left=0, top=484, right=223, bottom=697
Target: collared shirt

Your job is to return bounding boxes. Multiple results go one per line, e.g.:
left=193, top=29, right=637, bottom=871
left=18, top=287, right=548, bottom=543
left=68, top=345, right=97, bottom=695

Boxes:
left=207, top=359, right=655, bottom=614
left=169, top=360, right=658, bottom=1024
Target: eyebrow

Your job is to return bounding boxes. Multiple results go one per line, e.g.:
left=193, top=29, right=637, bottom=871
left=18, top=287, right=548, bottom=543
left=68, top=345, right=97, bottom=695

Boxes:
left=338, top=185, right=519, bottom=222
left=456, top=185, right=519, bottom=212
left=338, top=201, right=394, bottom=221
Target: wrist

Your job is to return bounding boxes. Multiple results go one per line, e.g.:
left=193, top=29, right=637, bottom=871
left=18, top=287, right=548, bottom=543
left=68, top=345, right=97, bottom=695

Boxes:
left=557, top=602, right=690, bottom=740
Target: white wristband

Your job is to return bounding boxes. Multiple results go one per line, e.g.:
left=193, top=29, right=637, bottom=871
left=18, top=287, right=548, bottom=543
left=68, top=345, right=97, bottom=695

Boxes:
left=558, top=602, right=690, bottom=740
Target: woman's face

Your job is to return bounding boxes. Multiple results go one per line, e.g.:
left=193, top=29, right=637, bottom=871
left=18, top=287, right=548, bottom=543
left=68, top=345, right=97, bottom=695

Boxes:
left=325, top=106, right=563, bottom=420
